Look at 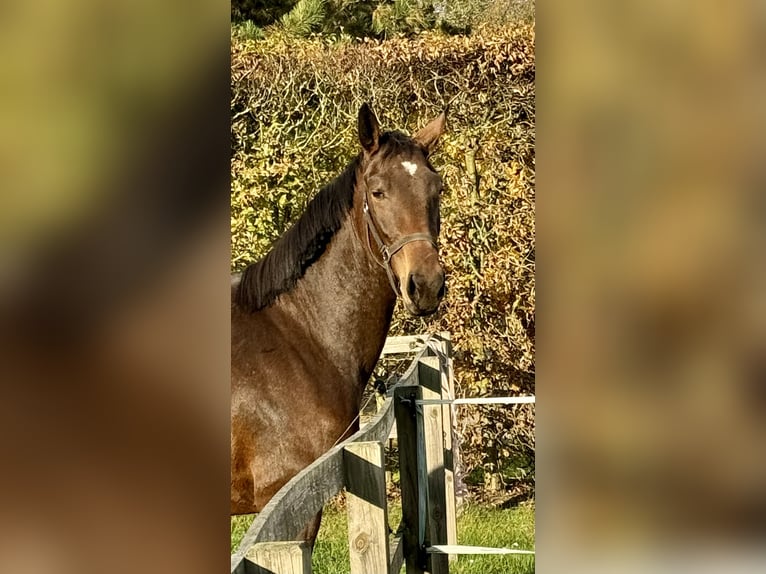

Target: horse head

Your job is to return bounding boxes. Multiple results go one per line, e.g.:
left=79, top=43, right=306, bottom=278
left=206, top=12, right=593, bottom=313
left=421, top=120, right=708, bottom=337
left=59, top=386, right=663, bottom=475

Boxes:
left=356, top=103, right=447, bottom=316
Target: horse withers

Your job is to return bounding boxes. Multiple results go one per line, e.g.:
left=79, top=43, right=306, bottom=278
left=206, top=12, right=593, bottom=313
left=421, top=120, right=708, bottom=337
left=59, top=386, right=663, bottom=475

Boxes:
left=231, top=103, right=447, bottom=545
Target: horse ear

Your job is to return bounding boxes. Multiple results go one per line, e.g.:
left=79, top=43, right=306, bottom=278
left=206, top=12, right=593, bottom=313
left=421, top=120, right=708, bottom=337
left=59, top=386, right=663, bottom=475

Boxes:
left=358, top=103, right=380, bottom=155
left=414, top=109, right=447, bottom=153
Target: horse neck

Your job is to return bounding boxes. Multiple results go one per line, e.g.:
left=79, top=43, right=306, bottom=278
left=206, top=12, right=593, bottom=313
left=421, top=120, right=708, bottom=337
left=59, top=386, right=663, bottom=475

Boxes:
left=274, top=204, right=396, bottom=387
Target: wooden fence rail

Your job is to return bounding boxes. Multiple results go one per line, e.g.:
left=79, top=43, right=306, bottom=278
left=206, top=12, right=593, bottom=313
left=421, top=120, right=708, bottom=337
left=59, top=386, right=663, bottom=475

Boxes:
left=231, top=332, right=457, bottom=574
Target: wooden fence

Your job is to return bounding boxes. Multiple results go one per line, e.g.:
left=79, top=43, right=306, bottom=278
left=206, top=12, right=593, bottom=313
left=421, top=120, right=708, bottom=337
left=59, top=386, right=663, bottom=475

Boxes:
left=231, top=332, right=459, bottom=574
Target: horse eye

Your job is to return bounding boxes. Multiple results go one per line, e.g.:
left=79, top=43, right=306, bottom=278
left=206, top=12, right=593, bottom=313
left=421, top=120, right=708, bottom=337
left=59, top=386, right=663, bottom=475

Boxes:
left=371, top=190, right=384, bottom=199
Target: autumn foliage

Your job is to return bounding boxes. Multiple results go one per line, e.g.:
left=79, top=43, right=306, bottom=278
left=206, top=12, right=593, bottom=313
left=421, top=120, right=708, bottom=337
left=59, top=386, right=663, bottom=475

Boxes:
left=231, top=24, right=535, bottom=496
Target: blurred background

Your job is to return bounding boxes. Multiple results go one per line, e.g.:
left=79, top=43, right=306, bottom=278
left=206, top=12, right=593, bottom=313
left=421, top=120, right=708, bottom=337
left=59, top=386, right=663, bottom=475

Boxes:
left=538, top=0, right=766, bottom=571
left=0, top=0, right=231, bottom=572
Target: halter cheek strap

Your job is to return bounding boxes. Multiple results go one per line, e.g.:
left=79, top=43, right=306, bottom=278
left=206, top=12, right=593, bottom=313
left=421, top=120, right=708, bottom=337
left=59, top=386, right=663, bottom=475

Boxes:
left=363, top=197, right=437, bottom=297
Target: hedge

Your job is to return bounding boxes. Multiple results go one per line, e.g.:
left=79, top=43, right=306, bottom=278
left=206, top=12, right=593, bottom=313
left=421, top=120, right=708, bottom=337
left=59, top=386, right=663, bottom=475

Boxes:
left=231, top=24, right=535, bottom=496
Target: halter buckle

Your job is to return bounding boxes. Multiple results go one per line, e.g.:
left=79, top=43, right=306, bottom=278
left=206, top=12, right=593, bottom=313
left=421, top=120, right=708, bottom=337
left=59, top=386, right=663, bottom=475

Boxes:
left=381, top=245, right=391, bottom=263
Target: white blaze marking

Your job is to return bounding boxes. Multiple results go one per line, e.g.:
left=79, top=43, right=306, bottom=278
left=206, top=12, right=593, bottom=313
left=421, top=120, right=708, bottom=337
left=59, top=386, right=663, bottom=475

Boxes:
left=401, top=161, right=418, bottom=176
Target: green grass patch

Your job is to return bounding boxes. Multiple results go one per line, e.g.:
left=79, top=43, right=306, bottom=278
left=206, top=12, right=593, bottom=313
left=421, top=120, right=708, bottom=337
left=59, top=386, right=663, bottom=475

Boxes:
left=450, top=503, right=535, bottom=574
left=231, top=514, right=255, bottom=553
left=232, top=501, right=534, bottom=574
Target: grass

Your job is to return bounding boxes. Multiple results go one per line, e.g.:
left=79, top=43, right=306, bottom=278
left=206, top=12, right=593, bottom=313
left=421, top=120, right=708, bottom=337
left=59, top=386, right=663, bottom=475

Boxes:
left=232, top=500, right=534, bottom=574
left=230, top=514, right=255, bottom=554
left=448, top=503, right=535, bottom=574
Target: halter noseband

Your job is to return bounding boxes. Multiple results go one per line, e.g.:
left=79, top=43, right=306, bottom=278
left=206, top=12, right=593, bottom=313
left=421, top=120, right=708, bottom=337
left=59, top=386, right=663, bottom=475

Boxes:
left=362, top=196, right=437, bottom=297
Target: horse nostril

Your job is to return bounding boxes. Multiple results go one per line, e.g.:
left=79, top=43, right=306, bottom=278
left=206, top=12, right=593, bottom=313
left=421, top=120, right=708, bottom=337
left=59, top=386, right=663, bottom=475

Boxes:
left=437, top=277, right=446, bottom=299
left=407, top=273, right=417, bottom=299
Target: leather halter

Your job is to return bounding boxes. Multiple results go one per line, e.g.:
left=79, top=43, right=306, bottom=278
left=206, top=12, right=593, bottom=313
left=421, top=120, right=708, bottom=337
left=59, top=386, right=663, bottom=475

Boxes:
left=362, top=195, right=437, bottom=297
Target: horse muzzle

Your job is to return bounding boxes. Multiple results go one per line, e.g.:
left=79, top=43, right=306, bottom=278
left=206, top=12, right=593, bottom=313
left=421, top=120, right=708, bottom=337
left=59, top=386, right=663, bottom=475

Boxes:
left=402, top=269, right=445, bottom=316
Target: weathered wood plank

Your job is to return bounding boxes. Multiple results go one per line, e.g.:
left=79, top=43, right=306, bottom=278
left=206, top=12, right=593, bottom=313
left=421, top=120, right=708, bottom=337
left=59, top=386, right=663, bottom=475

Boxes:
left=353, top=395, right=397, bottom=445
left=394, top=384, right=426, bottom=574
left=419, top=356, right=449, bottom=574
left=246, top=448, right=344, bottom=546
left=381, top=335, right=429, bottom=356
left=389, top=531, right=405, bottom=574
left=231, top=556, right=247, bottom=574
left=247, top=541, right=312, bottom=574
left=436, top=332, right=458, bottom=561
left=233, top=391, right=401, bottom=570
left=344, top=441, right=390, bottom=574
left=393, top=340, right=431, bottom=386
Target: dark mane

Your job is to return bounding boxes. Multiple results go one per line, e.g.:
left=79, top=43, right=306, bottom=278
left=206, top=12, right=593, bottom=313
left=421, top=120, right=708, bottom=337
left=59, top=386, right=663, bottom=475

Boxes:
left=235, top=155, right=361, bottom=311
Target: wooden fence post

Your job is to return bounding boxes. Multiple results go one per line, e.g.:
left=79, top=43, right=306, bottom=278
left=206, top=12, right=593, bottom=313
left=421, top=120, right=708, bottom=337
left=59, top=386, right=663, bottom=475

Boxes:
left=247, top=541, right=312, bottom=574
left=394, top=384, right=426, bottom=574
left=343, top=441, right=391, bottom=574
left=419, top=356, right=449, bottom=574
left=436, top=332, right=459, bottom=560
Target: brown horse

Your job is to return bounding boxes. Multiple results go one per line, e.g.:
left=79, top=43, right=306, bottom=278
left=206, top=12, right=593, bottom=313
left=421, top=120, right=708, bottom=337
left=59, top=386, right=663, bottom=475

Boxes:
left=231, top=103, right=447, bottom=543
